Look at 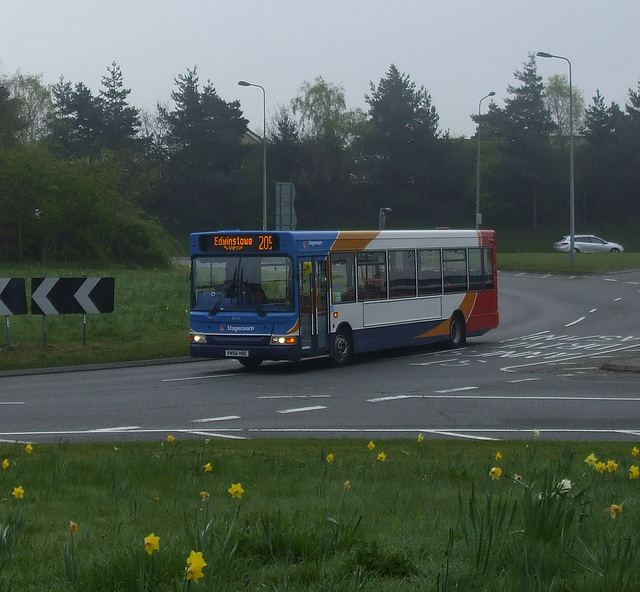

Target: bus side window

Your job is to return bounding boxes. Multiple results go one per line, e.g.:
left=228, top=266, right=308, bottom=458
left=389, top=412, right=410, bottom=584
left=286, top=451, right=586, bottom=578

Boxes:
left=357, top=251, right=386, bottom=300
left=468, top=248, right=483, bottom=291
left=330, top=253, right=356, bottom=303
left=443, top=249, right=468, bottom=293
left=389, top=250, right=417, bottom=298
left=418, top=249, right=442, bottom=295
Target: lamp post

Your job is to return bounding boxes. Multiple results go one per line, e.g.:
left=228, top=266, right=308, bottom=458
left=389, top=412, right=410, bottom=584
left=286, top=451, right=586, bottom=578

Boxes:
left=379, top=207, right=392, bottom=230
left=536, top=52, right=575, bottom=266
left=476, top=91, right=495, bottom=229
left=238, top=80, right=267, bottom=231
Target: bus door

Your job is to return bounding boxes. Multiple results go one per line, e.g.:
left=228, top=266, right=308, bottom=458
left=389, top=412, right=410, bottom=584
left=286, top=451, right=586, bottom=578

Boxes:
left=299, top=258, right=328, bottom=355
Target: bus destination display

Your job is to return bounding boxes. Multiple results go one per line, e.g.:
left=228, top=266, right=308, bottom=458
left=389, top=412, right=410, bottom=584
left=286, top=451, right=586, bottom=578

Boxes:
left=199, top=233, right=280, bottom=252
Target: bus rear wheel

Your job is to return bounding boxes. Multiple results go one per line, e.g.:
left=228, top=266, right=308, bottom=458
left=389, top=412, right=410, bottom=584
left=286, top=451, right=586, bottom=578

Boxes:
left=330, top=327, right=353, bottom=367
left=448, top=313, right=466, bottom=348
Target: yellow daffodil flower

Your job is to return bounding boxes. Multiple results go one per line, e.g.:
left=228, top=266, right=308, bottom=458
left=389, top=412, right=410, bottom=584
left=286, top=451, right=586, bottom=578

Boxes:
left=228, top=482, right=244, bottom=498
left=367, top=441, right=375, bottom=451
left=1, top=459, right=9, bottom=470
left=185, top=550, right=207, bottom=581
left=144, top=533, right=160, bottom=555
left=199, top=491, right=210, bottom=501
left=629, top=465, right=640, bottom=480
left=343, top=480, right=351, bottom=490
left=12, top=486, right=24, bottom=499
left=495, top=452, right=503, bottom=460
left=25, top=444, right=33, bottom=454
left=417, top=433, right=424, bottom=443
left=584, top=453, right=597, bottom=466
left=489, top=467, right=502, bottom=480
left=595, top=462, right=607, bottom=473
left=326, top=453, right=334, bottom=463
left=68, top=521, right=79, bottom=533
left=203, top=462, right=213, bottom=472
left=632, top=446, right=640, bottom=456
left=166, top=435, right=175, bottom=443
left=377, top=452, right=386, bottom=462
left=607, top=460, right=618, bottom=473
left=204, top=438, right=210, bottom=444
left=605, top=504, right=623, bottom=518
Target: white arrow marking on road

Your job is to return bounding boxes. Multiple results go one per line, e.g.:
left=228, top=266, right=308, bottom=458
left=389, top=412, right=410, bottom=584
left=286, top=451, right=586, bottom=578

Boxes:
left=75, top=277, right=101, bottom=313
left=31, top=278, right=59, bottom=315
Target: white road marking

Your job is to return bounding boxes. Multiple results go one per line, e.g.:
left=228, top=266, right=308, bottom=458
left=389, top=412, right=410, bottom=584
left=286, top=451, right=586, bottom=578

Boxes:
left=0, top=401, right=24, bottom=405
left=90, top=426, right=139, bottom=432
left=277, top=406, right=327, bottom=414
left=191, top=416, right=240, bottom=423
left=434, top=386, right=478, bottom=394
left=565, top=317, right=585, bottom=327
left=162, top=373, right=239, bottom=382
left=507, top=378, right=540, bottom=383
left=368, top=394, right=640, bottom=402
left=258, top=394, right=330, bottom=399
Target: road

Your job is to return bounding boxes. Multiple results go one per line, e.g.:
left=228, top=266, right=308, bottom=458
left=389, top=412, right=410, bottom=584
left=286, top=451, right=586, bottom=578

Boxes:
left=1, top=270, right=639, bottom=443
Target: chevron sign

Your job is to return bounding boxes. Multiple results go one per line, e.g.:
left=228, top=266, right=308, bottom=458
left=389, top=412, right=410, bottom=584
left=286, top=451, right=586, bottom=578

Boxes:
left=0, top=278, right=28, bottom=316
left=31, top=278, right=115, bottom=315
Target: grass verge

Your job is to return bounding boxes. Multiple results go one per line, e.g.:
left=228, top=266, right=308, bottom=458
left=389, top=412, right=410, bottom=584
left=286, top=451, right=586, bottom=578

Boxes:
left=1, top=437, right=639, bottom=591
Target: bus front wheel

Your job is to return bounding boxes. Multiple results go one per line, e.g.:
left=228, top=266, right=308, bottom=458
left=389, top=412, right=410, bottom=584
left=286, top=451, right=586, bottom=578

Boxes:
left=448, top=313, right=466, bottom=348
left=330, top=327, right=353, bottom=367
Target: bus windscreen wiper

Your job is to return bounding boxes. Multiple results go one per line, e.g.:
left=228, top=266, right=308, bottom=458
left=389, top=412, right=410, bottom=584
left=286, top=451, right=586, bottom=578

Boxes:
left=209, top=268, right=237, bottom=316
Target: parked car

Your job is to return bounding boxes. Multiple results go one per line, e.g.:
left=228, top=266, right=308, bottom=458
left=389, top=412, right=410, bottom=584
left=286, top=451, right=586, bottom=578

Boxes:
left=553, top=234, right=624, bottom=253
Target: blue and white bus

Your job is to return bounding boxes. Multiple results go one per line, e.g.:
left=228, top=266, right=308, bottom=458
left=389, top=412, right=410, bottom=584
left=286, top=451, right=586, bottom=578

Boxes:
left=189, top=229, right=498, bottom=367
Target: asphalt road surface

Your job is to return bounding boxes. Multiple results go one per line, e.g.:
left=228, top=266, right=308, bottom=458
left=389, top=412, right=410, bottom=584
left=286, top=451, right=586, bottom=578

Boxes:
left=1, top=270, right=639, bottom=443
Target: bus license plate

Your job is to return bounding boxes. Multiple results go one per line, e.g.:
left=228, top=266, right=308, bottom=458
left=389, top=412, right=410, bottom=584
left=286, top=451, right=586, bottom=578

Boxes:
left=225, top=349, right=249, bottom=358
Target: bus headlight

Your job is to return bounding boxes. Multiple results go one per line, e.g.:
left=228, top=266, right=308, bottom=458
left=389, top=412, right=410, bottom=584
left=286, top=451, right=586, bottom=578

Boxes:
left=271, top=335, right=298, bottom=346
left=190, top=333, right=207, bottom=343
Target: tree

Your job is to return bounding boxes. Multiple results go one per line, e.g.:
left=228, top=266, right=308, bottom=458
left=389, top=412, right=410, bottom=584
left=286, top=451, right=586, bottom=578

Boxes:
left=0, top=78, right=26, bottom=148
left=155, top=67, right=250, bottom=232
left=6, top=72, right=52, bottom=143
left=98, top=62, right=141, bottom=152
left=544, top=73, right=584, bottom=143
left=474, top=54, right=556, bottom=233
left=362, top=64, right=440, bottom=185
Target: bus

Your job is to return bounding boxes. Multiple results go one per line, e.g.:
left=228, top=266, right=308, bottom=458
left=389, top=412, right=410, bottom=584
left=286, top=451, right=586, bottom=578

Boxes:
left=189, top=229, right=498, bottom=367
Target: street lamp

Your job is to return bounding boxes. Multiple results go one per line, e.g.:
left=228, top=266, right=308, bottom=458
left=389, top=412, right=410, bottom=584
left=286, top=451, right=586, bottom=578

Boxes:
left=238, top=80, right=267, bottom=231
left=476, top=91, right=495, bottom=229
left=536, top=51, right=575, bottom=266
left=379, top=207, right=392, bottom=230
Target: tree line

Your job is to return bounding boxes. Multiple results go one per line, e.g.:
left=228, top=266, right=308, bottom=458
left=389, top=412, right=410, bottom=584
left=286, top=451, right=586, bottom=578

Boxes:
left=1, top=55, right=639, bottom=264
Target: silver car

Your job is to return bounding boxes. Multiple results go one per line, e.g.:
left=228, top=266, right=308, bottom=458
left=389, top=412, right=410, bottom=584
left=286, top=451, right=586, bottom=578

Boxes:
left=553, top=234, right=624, bottom=253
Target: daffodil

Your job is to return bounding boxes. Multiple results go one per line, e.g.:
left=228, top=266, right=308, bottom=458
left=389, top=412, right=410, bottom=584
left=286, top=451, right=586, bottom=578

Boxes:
left=557, top=479, right=572, bottom=493
left=605, top=504, right=623, bottom=518
left=607, top=460, right=618, bottom=473
left=632, top=446, right=640, bottom=456
left=144, top=533, right=160, bottom=555
left=489, top=467, right=502, bottom=480
left=367, top=441, right=375, bottom=451
left=204, top=438, right=210, bottom=444
left=343, top=480, right=351, bottom=490
left=629, top=465, right=640, bottom=480
left=25, top=443, right=33, bottom=454
left=533, top=429, right=541, bottom=437
left=595, top=462, right=607, bottom=473
left=185, top=550, right=207, bottom=581
left=68, top=521, right=79, bottom=533
left=166, top=434, right=175, bottom=443
left=199, top=491, right=210, bottom=501
left=203, top=462, right=213, bottom=472
left=417, top=433, right=424, bottom=443
left=495, top=452, right=503, bottom=460
left=12, top=486, right=24, bottom=499
left=584, top=453, right=597, bottom=466
left=1, top=458, right=9, bottom=470
left=326, top=453, right=334, bottom=463
left=228, top=482, right=244, bottom=498
left=377, top=452, right=386, bottom=462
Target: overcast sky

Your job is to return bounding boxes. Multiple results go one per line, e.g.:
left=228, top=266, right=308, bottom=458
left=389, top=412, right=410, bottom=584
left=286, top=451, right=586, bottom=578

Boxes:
left=2, top=0, right=639, bottom=138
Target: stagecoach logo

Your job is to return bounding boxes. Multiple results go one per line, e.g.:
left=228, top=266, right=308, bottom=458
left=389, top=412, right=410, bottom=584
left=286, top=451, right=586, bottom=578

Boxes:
left=303, top=240, right=323, bottom=248
left=220, top=325, right=256, bottom=333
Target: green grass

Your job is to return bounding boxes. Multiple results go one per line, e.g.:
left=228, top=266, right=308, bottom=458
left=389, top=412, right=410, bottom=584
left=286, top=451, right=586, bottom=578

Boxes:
left=1, top=437, right=640, bottom=591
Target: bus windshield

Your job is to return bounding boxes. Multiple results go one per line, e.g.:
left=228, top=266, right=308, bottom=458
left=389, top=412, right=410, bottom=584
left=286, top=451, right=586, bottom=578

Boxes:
left=192, top=255, right=295, bottom=314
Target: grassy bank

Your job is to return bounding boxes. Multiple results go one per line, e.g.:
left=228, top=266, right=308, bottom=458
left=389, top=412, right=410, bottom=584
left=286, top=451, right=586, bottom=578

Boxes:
left=1, top=437, right=639, bottom=591
left=1, top=254, right=639, bottom=371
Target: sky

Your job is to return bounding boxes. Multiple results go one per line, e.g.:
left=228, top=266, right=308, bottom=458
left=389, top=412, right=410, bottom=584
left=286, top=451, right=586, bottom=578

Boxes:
left=1, top=0, right=639, bottom=138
